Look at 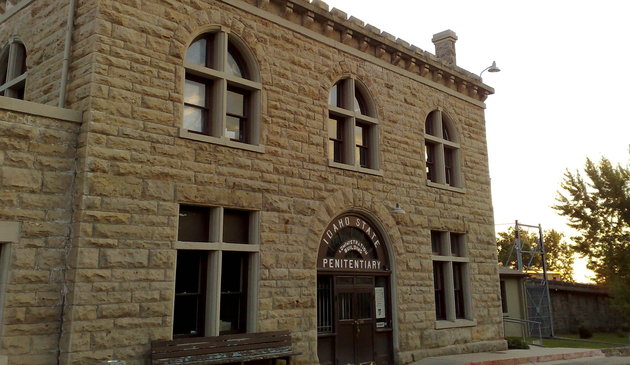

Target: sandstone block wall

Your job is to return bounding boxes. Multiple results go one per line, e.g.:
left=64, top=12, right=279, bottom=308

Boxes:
left=0, top=101, right=81, bottom=365
left=1, top=0, right=504, bottom=364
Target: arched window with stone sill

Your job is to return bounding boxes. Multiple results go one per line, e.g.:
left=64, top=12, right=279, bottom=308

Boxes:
left=181, top=29, right=262, bottom=149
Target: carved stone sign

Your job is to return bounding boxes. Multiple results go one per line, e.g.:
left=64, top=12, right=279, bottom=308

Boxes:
left=317, top=214, right=388, bottom=271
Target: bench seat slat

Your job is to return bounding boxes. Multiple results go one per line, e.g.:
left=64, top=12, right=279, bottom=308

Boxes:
left=152, top=331, right=289, bottom=347
left=152, top=336, right=290, bottom=354
left=154, top=349, right=300, bottom=365
left=152, top=339, right=292, bottom=359
left=151, top=331, right=299, bottom=365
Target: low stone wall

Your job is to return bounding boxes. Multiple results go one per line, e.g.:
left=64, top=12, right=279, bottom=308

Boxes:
left=549, top=281, right=626, bottom=334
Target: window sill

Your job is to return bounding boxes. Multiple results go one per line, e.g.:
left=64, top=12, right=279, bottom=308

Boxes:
left=328, top=161, right=384, bottom=176
left=427, top=181, right=465, bottom=194
left=435, top=319, right=477, bottom=329
left=179, top=129, right=265, bottom=153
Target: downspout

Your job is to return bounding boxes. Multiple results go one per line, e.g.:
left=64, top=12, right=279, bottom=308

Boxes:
left=56, top=2, right=78, bottom=364
left=58, top=0, right=77, bottom=108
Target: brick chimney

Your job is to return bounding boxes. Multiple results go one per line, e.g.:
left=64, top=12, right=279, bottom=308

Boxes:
left=432, top=30, right=458, bottom=66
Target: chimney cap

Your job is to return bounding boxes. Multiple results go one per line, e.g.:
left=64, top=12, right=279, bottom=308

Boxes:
left=432, top=29, right=458, bottom=43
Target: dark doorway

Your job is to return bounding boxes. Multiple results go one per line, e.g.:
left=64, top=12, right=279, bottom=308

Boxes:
left=335, top=276, right=375, bottom=365
left=317, top=214, right=394, bottom=365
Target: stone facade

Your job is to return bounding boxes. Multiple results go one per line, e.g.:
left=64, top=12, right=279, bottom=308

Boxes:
left=0, top=0, right=505, bottom=364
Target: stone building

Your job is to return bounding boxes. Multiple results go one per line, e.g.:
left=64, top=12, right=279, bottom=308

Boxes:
left=0, top=0, right=504, bottom=364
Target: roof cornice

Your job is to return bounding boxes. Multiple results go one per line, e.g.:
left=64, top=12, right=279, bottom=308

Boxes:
left=251, top=0, right=494, bottom=102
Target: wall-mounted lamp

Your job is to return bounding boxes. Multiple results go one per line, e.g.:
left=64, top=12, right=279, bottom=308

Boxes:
left=479, top=61, right=500, bottom=77
left=391, top=202, right=406, bottom=215
left=385, top=188, right=406, bottom=216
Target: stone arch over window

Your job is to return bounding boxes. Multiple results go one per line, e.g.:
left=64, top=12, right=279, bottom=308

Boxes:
left=181, top=27, right=262, bottom=149
left=0, top=39, right=27, bottom=99
left=425, top=109, right=462, bottom=188
left=327, top=77, right=380, bottom=172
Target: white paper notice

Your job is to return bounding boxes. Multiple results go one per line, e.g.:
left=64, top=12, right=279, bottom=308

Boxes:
left=375, top=287, right=386, bottom=319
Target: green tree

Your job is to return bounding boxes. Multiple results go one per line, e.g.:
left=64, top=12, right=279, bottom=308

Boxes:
left=553, top=156, right=630, bottom=316
left=497, top=227, right=574, bottom=282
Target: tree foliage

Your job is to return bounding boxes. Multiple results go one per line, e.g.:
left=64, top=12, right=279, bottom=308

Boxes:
left=497, top=227, right=574, bottom=282
left=553, top=156, right=629, bottom=316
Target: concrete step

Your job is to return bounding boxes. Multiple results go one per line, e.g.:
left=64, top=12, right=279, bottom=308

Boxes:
left=412, top=348, right=609, bottom=365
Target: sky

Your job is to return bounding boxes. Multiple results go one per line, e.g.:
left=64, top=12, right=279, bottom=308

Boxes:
left=322, top=0, right=630, bottom=282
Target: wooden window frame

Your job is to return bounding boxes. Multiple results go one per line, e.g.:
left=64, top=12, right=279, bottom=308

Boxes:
left=425, top=110, right=463, bottom=191
left=0, top=39, right=27, bottom=99
left=180, top=30, right=262, bottom=151
left=174, top=205, right=260, bottom=338
left=430, top=230, right=475, bottom=329
left=327, top=78, right=381, bottom=174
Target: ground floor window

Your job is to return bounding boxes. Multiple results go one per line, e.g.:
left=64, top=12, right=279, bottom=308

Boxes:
left=431, top=230, right=473, bottom=325
left=174, top=205, right=260, bottom=337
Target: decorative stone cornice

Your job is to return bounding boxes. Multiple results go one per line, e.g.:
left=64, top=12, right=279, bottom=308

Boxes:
left=247, top=0, right=494, bottom=101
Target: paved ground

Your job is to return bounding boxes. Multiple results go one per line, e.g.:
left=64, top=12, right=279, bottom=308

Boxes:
left=412, top=347, right=630, bottom=365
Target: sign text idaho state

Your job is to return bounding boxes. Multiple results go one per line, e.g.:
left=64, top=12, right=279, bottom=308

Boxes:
left=318, top=215, right=385, bottom=271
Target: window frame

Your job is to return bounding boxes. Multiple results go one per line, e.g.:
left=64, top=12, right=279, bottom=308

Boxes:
left=327, top=78, right=382, bottom=176
left=174, top=205, right=260, bottom=337
left=0, top=39, right=27, bottom=99
left=425, top=110, right=463, bottom=192
left=180, top=29, right=263, bottom=153
left=430, top=230, right=475, bottom=329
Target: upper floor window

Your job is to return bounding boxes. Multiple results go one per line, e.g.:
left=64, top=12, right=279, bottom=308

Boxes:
left=328, top=78, right=380, bottom=172
left=425, top=110, right=462, bottom=189
left=182, top=31, right=262, bottom=149
left=0, top=40, right=27, bottom=100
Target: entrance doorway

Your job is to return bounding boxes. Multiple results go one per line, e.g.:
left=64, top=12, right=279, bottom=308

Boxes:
left=317, top=214, right=393, bottom=365
left=335, top=276, right=375, bottom=365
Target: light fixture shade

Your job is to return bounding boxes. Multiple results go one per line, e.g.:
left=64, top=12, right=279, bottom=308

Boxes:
left=391, top=203, right=406, bottom=215
left=488, top=61, right=500, bottom=73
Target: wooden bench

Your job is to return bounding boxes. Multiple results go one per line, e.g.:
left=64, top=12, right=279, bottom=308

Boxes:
left=151, top=331, right=300, bottom=365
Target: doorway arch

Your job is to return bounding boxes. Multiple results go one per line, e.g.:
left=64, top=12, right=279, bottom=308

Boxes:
left=316, top=213, right=394, bottom=365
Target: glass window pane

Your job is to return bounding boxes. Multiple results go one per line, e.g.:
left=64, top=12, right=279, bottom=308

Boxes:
left=355, top=125, right=364, bottom=146
left=450, top=233, right=463, bottom=256
left=178, top=205, right=210, bottom=242
left=338, top=293, right=353, bottom=320
left=184, top=79, right=206, bottom=107
left=354, top=88, right=367, bottom=115
left=328, top=118, right=338, bottom=139
left=225, top=116, right=241, bottom=141
left=183, top=106, right=205, bottom=133
left=357, top=292, right=372, bottom=319
left=227, top=50, right=244, bottom=78
left=442, top=123, right=451, bottom=141
left=15, top=43, right=27, bottom=75
left=186, top=38, right=207, bottom=66
left=317, top=276, right=334, bottom=333
left=174, top=295, right=201, bottom=335
left=221, top=252, right=244, bottom=293
left=431, top=231, right=442, bottom=255
left=220, top=251, right=247, bottom=334
left=328, top=83, right=338, bottom=106
left=227, top=89, right=245, bottom=116
left=175, top=251, right=202, bottom=294
left=433, top=262, right=446, bottom=320
left=223, top=209, right=250, bottom=243
left=425, top=114, right=435, bottom=136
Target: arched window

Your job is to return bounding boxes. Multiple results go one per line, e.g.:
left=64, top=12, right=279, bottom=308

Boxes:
left=182, top=31, right=261, bottom=146
left=327, top=78, right=379, bottom=171
left=0, top=40, right=27, bottom=100
left=425, top=110, right=461, bottom=188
